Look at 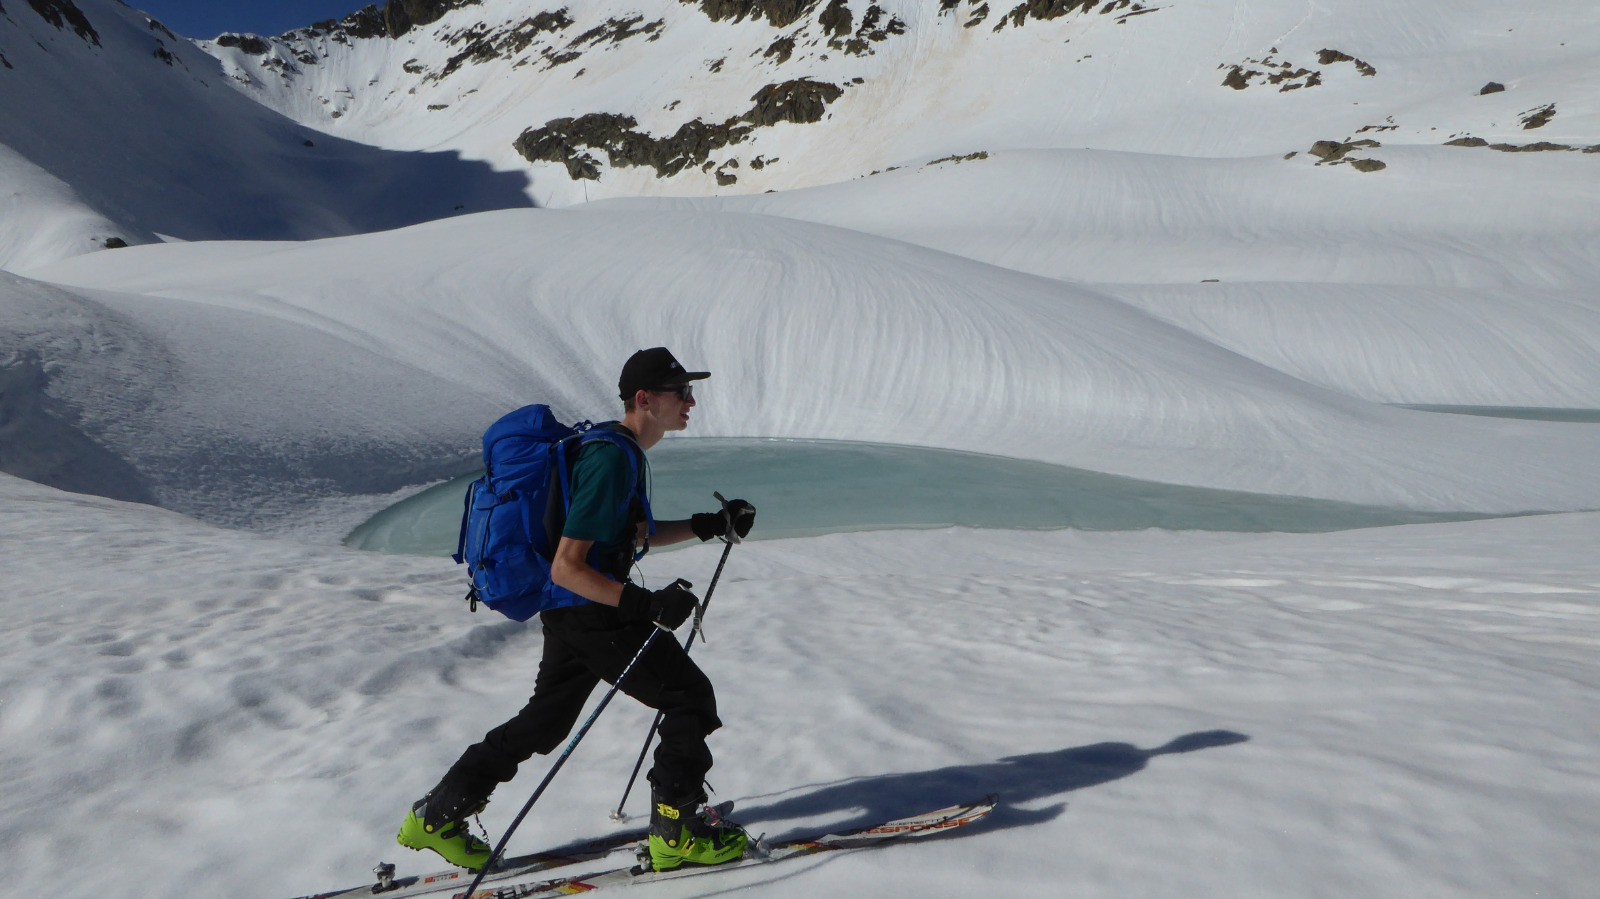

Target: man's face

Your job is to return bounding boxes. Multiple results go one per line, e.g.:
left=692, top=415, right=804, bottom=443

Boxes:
left=649, top=384, right=696, bottom=431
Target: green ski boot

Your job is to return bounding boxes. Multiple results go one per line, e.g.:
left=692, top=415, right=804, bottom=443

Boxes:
left=647, top=791, right=749, bottom=872
left=396, top=794, right=492, bottom=871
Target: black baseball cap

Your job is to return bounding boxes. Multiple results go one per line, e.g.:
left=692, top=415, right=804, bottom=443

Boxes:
left=618, top=347, right=710, bottom=399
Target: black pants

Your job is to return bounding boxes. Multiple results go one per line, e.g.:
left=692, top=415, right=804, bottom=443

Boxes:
left=441, top=602, right=721, bottom=806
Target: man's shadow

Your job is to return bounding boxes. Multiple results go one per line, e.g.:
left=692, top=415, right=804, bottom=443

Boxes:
left=734, top=730, right=1250, bottom=840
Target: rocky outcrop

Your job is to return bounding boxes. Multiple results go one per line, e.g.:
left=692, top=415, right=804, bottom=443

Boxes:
left=514, top=78, right=845, bottom=181
left=1222, top=47, right=1374, bottom=92
left=745, top=78, right=843, bottom=125
left=820, top=0, right=852, bottom=36
left=437, top=9, right=578, bottom=78
left=1479, top=82, right=1505, bottom=95
left=1520, top=103, right=1556, bottom=129
left=828, top=4, right=906, bottom=56
left=383, top=0, right=481, bottom=39
left=1446, top=136, right=1600, bottom=154
left=216, top=33, right=272, bottom=55
left=514, top=113, right=756, bottom=180
left=26, top=0, right=100, bottom=46
left=681, top=0, right=820, bottom=28
left=1307, top=139, right=1384, bottom=171
left=1001, top=0, right=1097, bottom=28
left=1316, top=48, right=1376, bottom=77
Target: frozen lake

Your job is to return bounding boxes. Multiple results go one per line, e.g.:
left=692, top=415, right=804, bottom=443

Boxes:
left=345, top=439, right=1505, bottom=555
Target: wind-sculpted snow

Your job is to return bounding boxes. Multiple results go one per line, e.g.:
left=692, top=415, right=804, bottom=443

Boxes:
left=24, top=208, right=1600, bottom=530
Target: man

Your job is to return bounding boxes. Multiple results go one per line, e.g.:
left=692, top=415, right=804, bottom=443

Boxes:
left=397, top=347, right=757, bottom=873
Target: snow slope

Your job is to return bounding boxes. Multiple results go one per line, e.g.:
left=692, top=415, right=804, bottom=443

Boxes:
left=0, top=0, right=534, bottom=270
left=605, top=146, right=1600, bottom=406
left=21, top=205, right=1600, bottom=529
left=4, top=472, right=1599, bottom=898
left=208, top=0, right=1600, bottom=206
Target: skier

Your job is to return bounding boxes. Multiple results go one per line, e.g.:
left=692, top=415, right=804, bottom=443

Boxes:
left=396, top=347, right=757, bottom=873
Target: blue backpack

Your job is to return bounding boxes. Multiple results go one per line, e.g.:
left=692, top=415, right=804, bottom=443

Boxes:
left=452, top=405, right=653, bottom=622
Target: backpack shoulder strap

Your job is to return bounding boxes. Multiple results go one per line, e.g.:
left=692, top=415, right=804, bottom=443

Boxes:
left=557, top=424, right=654, bottom=534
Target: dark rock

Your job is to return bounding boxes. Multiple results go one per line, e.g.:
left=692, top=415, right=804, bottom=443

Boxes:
left=304, top=139, right=316, bottom=147
left=514, top=78, right=845, bottom=183
left=570, top=15, right=662, bottom=49
left=153, top=46, right=176, bottom=66
left=514, top=112, right=756, bottom=181
left=819, top=0, right=852, bottom=37
left=1003, top=0, right=1097, bottom=28
left=831, top=4, right=905, bottom=55
left=1444, top=137, right=1488, bottom=147
left=1490, top=141, right=1572, bottom=153
left=1308, top=140, right=1351, bottom=161
left=103, top=237, right=128, bottom=249
left=145, top=17, right=178, bottom=40
left=26, top=0, right=101, bottom=46
left=745, top=78, right=843, bottom=126
left=681, top=0, right=819, bottom=28
left=1316, top=48, right=1376, bottom=76
left=1519, top=103, right=1556, bottom=130
left=764, top=36, right=796, bottom=63
left=384, top=0, right=479, bottom=39
left=929, top=151, right=989, bottom=165
left=337, top=6, right=388, bottom=40
left=1479, top=81, right=1505, bottom=95
left=216, top=33, right=272, bottom=55
left=437, top=12, right=581, bottom=79
left=1348, top=158, right=1386, bottom=172
left=1222, top=66, right=1250, bottom=90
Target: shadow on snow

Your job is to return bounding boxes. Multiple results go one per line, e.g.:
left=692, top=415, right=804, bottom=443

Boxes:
left=736, top=730, right=1251, bottom=841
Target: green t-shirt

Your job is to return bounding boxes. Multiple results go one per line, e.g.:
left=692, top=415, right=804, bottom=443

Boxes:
left=563, top=438, right=642, bottom=573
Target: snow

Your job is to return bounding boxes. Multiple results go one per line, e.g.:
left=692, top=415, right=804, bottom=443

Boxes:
left=4, top=474, right=1599, bottom=897
left=3, top=1, right=1599, bottom=897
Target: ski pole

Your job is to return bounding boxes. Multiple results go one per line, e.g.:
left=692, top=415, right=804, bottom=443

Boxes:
left=609, top=494, right=741, bottom=821
left=461, top=581, right=689, bottom=898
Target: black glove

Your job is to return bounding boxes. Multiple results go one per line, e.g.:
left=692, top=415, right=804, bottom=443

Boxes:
left=691, top=499, right=757, bottom=542
left=618, top=581, right=698, bottom=629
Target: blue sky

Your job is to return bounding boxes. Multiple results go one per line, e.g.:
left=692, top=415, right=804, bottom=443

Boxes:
left=134, top=1, right=375, bottom=39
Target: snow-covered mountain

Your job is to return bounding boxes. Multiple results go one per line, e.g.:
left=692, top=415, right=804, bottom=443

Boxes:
left=0, top=0, right=533, bottom=270
left=5, top=0, right=1597, bottom=269
left=203, top=0, right=1599, bottom=205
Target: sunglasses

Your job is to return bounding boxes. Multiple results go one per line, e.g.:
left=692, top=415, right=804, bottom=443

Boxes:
left=651, top=384, right=695, bottom=401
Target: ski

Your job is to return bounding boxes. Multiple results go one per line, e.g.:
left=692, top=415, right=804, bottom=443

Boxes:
left=453, top=794, right=996, bottom=899
left=293, top=829, right=646, bottom=899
